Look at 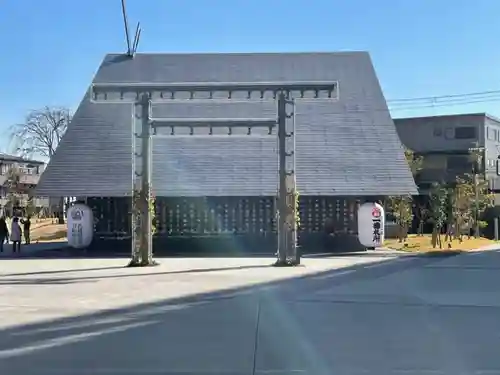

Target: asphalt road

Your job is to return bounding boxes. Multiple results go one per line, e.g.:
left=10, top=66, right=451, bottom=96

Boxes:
left=0, top=251, right=499, bottom=374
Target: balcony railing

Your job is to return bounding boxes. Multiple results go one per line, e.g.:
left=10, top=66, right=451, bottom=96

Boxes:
left=416, top=169, right=457, bottom=183
left=0, top=197, right=49, bottom=207
left=18, top=174, right=40, bottom=185
left=417, top=167, right=495, bottom=188
left=0, top=173, right=41, bottom=186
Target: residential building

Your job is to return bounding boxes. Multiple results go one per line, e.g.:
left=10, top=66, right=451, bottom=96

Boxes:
left=394, top=113, right=500, bottom=193
left=0, top=153, right=48, bottom=211
left=36, top=51, right=417, bottom=253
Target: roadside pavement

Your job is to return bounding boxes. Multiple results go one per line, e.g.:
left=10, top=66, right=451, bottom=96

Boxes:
left=1, top=250, right=499, bottom=374
left=0, top=241, right=69, bottom=258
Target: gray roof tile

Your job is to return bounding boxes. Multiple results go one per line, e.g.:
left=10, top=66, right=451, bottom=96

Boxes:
left=36, top=52, right=417, bottom=197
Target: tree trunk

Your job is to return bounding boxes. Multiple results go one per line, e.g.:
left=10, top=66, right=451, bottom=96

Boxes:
left=453, top=218, right=460, bottom=240
left=431, top=228, right=438, bottom=248
left=418, top=220, right=424, bottom=236
left=58, top=197, right=65, bottom=224
left=398, top=223, right=404, bottom=243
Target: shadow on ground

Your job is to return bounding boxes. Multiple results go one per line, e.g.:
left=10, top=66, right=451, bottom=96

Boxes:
left=0, top=251, right=480, bottom=374
left=0, top=263, right=272, bottom=282
left=0, top=251, right=457, bottom=283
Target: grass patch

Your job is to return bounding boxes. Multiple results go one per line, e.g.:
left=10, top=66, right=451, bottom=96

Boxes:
left=385, top=234, right=499, bottom=253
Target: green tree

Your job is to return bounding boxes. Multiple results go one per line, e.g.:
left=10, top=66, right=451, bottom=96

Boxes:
left=414, top=201, right=429, bottom=236
left=468, top=145, right=494, bottom=237
left=450, top=172, right=494, bottom=239
left=386, top=149, right=422, bottom=242
left=4, top=166, right=23, bottom=217
left=428, top=182, right=448, bottom=248
left=25, top=197, right=37, bottom=218
left=444, top=144, right=494, bottom=240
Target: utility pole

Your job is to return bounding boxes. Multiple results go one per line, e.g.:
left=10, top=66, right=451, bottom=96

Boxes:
left=469, top=145, right=484, bottom=238
left=474, top=172, right=479, bottom=238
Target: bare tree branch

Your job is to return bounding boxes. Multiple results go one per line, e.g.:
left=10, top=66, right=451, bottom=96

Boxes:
left=9, top=106, right=71, bottom=159
left=9, top=106, right=71, bottom=224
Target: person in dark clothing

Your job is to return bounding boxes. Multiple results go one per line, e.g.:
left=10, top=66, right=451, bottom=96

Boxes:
left=0, top=216, right=8, bottom=252
left=21, top=216, right=31, bottom=244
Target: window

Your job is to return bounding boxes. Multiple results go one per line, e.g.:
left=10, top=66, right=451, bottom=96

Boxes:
left=487, top=127, right=497, bottom=140
left=418, top=183, right=432, bottom=191
left=447, top=155, right=473, bottom=170
left=422, top=154, right=447, bottom=169
left=444, top=127, right=454, bottom=139
left=0, top=163, right=10, bottom=175
left=454, top=126, right=476, bottom=139
left=433, top=127, right=442, bottom=137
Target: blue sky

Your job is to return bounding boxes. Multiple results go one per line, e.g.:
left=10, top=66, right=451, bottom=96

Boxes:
left=1, top=0, right=500, bottom=151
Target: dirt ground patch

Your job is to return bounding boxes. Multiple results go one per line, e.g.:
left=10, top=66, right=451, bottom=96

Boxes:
left=6, top=218, right=67, bottom=243
left=31, top=223, right=67, bottom=242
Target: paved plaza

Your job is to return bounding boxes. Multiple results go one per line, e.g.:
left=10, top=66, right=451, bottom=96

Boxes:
left=0, top=250, right=499, bottom=374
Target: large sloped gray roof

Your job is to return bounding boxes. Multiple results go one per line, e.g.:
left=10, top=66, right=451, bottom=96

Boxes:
left=36, top=52, right=417, bottom=197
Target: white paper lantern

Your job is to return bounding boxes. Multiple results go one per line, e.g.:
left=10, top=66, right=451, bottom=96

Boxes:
left=67, top=203, right=94, bottom=248
left=357, top=202, right=385, bottom=248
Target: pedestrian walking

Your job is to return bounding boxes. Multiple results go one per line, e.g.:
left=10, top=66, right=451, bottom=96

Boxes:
left=10, top=217, right=22, bottom=253
left=0, top=216, right=8, bottom=253
left=21, top=216, right=31, bottom=244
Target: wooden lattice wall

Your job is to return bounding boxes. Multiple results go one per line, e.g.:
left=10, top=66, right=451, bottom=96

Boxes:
left=86, top=196, right=368, bottom=254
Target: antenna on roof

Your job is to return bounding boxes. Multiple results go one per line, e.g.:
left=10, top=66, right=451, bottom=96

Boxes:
left=120, top=0, right=141, bottom=57
left=131, top=22, right=142, bottom=55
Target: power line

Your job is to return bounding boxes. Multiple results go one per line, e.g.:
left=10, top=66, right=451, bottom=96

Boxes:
left=389, top=96, right=500, bottom=112
left=387, top=89, right=500, bottom=103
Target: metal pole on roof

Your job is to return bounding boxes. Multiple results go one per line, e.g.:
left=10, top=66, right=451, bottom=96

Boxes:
left=120, top=0, right=132, bottom=56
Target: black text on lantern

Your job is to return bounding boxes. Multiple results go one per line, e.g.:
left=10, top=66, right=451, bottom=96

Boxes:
left=372, top=207, right=382, bottom=244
